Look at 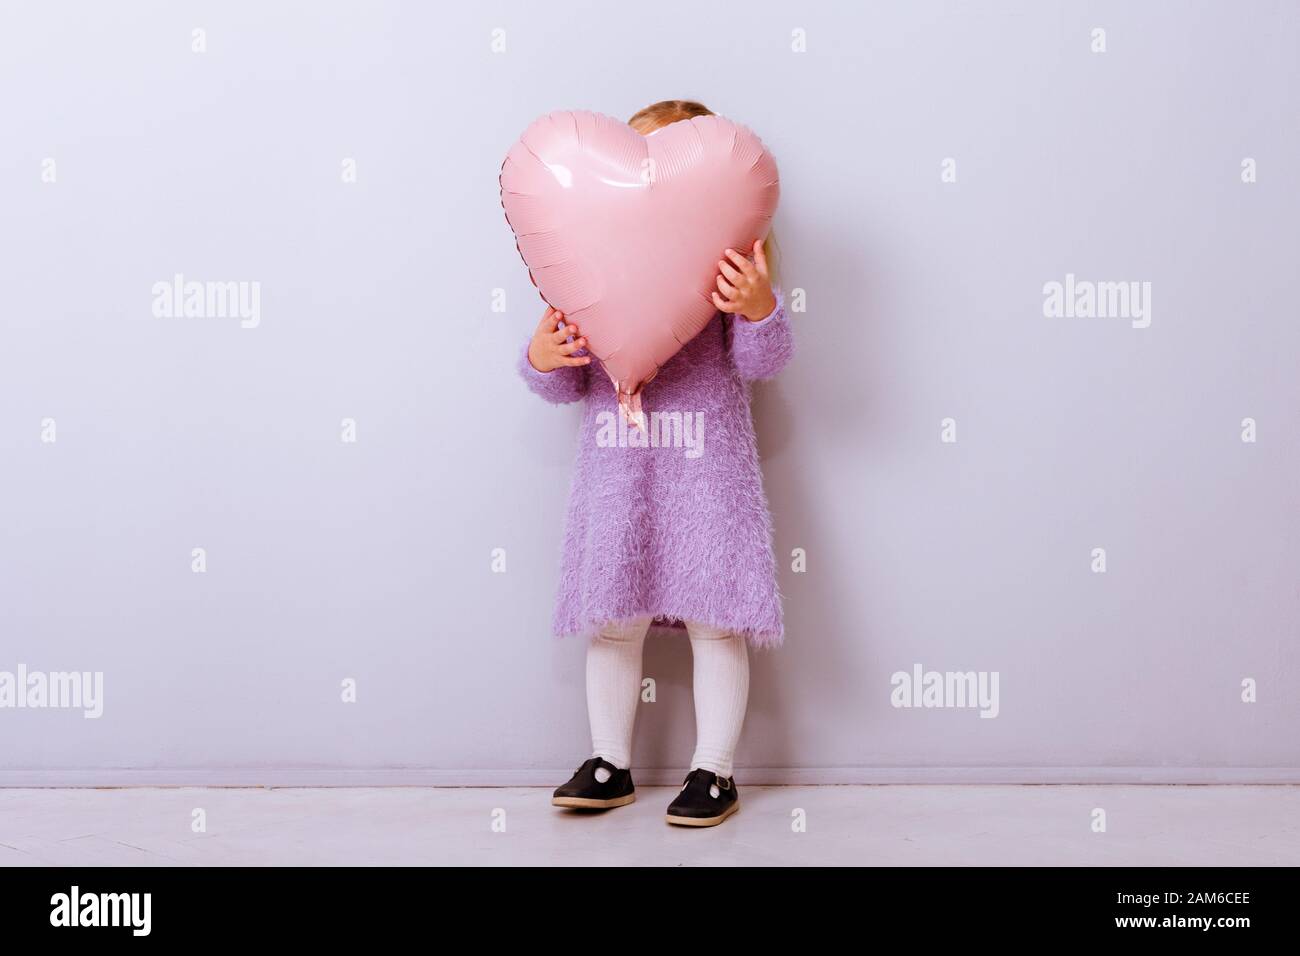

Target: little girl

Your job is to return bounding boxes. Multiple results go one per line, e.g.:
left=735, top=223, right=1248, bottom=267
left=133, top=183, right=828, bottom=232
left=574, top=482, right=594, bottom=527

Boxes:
left=519, top=100, right=792, bottom=827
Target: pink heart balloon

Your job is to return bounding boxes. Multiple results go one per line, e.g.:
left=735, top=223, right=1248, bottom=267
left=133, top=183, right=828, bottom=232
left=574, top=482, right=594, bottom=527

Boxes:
left=500, top=110, right=780, bottom=402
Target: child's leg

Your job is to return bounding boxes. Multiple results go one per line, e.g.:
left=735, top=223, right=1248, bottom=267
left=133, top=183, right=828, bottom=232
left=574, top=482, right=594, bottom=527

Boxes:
left=683, top=621, right=750, bottom=779
left=586, top=616, right=652, bottom=770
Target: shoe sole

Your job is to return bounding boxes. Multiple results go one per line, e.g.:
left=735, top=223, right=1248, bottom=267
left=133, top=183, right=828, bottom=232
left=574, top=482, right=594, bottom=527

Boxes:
left=552, top=793, right=636, bottom=810
left=665, top=802, right=740, bottom=827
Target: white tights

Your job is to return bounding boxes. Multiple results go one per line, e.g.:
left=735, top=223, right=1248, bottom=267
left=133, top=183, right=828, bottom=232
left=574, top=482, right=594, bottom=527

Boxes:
left=586, top=617, right=750, bottom=779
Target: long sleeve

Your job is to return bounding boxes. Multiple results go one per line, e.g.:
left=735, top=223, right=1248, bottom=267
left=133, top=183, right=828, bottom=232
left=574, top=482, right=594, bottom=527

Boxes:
left=726, top=288, right=794, bottom=382
left=518, top=337, right=590, bottom=404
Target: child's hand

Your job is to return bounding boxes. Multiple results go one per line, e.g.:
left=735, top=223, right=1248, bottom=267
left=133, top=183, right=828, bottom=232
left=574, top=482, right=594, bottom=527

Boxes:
left=712, top=239, right=777, bottom=322
left=527, top=306, right=591, bottom=373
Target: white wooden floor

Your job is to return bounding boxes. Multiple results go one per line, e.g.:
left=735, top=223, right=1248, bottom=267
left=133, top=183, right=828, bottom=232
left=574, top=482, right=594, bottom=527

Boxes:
left=1, top=786, right=1296, bottom=866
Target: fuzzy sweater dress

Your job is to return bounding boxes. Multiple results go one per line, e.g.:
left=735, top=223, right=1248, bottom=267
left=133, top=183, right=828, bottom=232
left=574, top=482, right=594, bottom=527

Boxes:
left=519, top=291, right=793, bottom=649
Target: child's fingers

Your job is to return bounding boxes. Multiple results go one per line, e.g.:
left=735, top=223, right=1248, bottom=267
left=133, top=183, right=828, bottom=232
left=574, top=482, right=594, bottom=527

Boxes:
left=716, top=274, right=738, bottom=298
left=718, top=259, right=744, bottom=285
left=724, top=248, right=758, bottom=279
left=712, top=290, right=739, bottom=313
left=561, top=355, right=591, bottom=366
left=550, top=323, right=578, bottom=343
left=538, top=308, right=567, bottom=336
left=558, top=337, right=587, bottom=355
left=752, top=239, right=769, bottom=278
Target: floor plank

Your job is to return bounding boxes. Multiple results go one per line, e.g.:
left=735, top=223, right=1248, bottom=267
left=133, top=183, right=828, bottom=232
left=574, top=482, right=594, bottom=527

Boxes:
left=0, top=786, right=1295, bottom=866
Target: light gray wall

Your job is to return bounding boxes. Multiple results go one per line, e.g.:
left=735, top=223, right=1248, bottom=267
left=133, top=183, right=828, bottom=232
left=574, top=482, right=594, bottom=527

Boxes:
left=2, top=0, right=1297, bottom=784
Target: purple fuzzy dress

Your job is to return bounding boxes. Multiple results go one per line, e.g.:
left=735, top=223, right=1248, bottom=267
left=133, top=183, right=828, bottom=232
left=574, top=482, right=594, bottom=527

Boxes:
left=519, top=292, right=793, bottom=648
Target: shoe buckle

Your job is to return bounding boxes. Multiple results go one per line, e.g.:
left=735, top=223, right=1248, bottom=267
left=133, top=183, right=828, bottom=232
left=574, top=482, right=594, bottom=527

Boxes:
left=715, top=775, right=731, bottom=791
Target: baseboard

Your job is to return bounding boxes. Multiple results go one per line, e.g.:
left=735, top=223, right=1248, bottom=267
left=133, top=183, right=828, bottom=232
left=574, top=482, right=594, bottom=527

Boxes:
left=2, top=766, right=1298, bottom=788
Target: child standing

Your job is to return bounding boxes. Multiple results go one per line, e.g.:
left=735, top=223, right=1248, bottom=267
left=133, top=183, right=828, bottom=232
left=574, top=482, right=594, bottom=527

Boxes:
left=519, top=100, right=793, bottom=827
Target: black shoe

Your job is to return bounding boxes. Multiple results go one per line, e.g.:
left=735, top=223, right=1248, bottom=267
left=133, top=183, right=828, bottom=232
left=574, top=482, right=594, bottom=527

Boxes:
left=665, top=768, right=739, bottom=827
left=552, top=757, right=636, bottom=810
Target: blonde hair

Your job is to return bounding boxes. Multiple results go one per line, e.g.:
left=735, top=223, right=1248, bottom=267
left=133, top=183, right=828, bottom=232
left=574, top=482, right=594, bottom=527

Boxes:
left=628, top=100, right=780, bottom=289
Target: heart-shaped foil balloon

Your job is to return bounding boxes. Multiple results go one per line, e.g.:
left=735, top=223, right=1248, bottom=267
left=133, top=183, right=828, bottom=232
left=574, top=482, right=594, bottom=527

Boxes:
left=500, top=110, right=779, bottom=419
